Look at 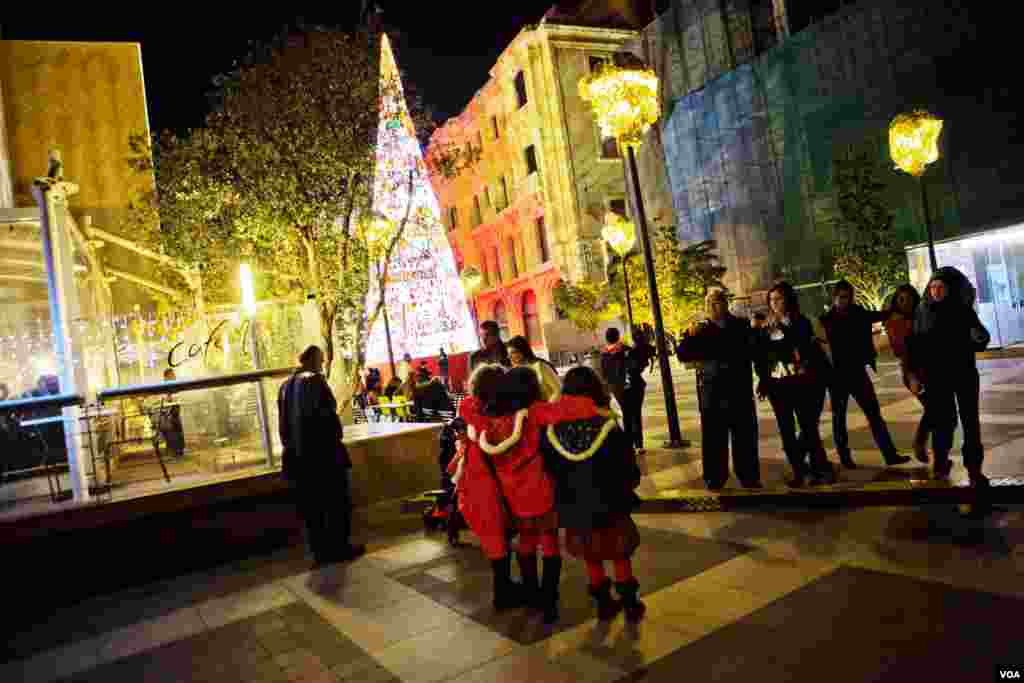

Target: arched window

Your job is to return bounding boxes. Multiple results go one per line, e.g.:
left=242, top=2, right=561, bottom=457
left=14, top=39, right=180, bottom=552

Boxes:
left=523, top=291, right=542, bottom=346
left=492, top=247, right=502, bottom=283
left=493, top=300, right=510, bottom=341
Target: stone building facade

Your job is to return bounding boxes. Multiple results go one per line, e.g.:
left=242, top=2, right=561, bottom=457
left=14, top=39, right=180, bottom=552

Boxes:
left=426, top=15, right=642, bottom=356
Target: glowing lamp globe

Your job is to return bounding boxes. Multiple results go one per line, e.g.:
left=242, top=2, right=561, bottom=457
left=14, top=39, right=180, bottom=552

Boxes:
left=239, top=263, right=257, bottom=317
left=889, top=111, right=943, bottom=177
left=459, top=266, right=484, bottom=299
left=602, top=212, right=637, bottom=257
left=579, top=63, right=660, bottom=149
left=365, top=213, right=397, bottom=253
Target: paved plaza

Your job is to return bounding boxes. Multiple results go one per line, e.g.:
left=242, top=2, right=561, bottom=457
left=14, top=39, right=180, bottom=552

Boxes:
left=3, top=357, right=1024, bottom=682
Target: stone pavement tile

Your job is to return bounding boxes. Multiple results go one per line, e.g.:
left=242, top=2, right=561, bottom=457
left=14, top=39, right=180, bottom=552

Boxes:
left=372, top=617, right=519, bottom=683
left=536, top=615, right=692, bottom=675
left=0, top=634, right=103, bottom=683
left=197, top=582, right=297, bottom=629
left=449, top=646, right=623, bottom=683
left=332, top=657, right=401, bottom=682
left=618, top=566, right=1024, bottom=683
left=97, top=605, right=206, bottom=663
left=366, top=537, right=454, bottom=574
left=282, top=565, right=423, bottom=613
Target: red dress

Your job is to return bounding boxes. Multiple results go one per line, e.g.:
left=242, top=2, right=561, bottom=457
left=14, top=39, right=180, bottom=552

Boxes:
left=452, top=396, right=509, bottom=558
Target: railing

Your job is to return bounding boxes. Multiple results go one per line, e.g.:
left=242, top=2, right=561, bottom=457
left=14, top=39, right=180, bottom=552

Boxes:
left=97, top=367, right=296, bottom=402
left=0, top=393, right=85, bottom=413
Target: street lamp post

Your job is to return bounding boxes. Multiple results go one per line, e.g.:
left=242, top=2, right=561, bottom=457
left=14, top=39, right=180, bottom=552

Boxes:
left=580, top=56, right=688, bottom=449
left=602, top=211, right=636, bottom=335
left=889, top=110, right=944, bottom=272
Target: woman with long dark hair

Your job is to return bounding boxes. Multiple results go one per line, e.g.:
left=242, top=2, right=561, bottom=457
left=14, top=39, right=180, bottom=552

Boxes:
left=756, top=282, right=837, bottom=487
left=906, top=267, right=990, bottom=485
left=885, top=284, right=929, bottom=462
left=507, top=335, right=562, bottom=402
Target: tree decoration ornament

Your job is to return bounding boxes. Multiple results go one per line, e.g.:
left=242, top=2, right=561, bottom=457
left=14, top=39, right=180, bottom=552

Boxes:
left=578, top=63, right=660, bottom=149
left=889, top=110, right=943, bottom=177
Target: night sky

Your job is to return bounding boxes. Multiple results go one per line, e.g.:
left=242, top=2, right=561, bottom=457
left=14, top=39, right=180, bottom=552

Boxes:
left=1, top=1, right=556, bottom=134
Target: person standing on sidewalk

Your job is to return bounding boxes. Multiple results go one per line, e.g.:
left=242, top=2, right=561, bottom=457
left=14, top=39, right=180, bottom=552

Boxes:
left=600, top=328, right=633, bottom=440
left=676, top=288, right=761, bottom=490
left=623, top=327, right=655, bottom=453
left=278, top=346, right=365, bottom=566
left=906, top=267, right=990, bottom=487
left=819, top=281, right=910, bottom=469
left=756, top=282, right=837, bottom=488
left=471, top=320, right=511, bottom=370
left=884, top=285, right=930, bottom=463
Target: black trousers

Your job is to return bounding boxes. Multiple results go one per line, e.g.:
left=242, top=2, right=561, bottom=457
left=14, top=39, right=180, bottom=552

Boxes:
left=829, top=366, right=897, bottom=458
left=622, top=384, right=646, bottom=449
left=926, top=367, right=984, bottom=471
left=699, top=386, right=759, bottom=487
left=768, top=379, right=832, bottom=477
left=295, top=469, right=353, bottom=562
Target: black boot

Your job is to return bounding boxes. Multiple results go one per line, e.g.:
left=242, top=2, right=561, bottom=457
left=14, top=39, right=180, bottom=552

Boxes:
left=491, top=556, right=523, bottom=611
left=588, top=579, right=623, bottom=621
left=614, top=579, right=646, bottom=623
left=933, top=456, right=953, bottom=480
left=539, top=556, right=562, bottom=624
left=517, top=553, right=540, bottom=609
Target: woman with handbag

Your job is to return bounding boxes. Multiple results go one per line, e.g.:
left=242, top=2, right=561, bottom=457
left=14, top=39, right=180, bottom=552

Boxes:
left=755, top=282, right=837, bottom=487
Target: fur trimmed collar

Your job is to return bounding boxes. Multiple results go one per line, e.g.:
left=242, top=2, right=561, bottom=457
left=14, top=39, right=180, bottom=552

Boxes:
left=479, top=409, right=528, bottom=455
left=545, top=417, right=617, bottom=462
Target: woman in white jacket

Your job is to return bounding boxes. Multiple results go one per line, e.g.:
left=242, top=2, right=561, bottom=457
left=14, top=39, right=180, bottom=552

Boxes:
left=507, top=336, right=561, bottom=402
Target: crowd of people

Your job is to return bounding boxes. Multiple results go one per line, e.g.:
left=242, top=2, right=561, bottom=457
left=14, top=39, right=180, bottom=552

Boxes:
left=677, top=267, right=991, bottom=492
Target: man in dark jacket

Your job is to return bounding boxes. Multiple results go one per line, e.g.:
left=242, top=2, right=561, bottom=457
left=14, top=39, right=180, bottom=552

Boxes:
left=819, top=281, right=910, bottom=469
left=676, top=289, right=761, bottom=490
left=599, top=328, right=633, bottom=438
left=470, top=320, right=511, bottom=369
left=279, top=345, right=365, bottom=565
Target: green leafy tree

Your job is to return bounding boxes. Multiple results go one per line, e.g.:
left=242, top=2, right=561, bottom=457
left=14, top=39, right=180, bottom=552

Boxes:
left=553, top=280, right=621, bottom=334
left=827, top=146, right=908, bottom=310
left=606, top=228, right=728, bottom=336
left=126, top=28, right=433, bottom=404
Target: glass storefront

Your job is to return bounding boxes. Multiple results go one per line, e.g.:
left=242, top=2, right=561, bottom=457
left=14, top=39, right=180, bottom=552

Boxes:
left=0, top=200, right=319, bottom=519
left=907, top=221, right=1024, bottom=349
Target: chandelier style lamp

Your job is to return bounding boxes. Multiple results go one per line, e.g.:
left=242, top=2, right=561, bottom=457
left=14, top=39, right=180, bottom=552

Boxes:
left=602, top=211, right=637, bottom=334
left=889, top=110, right=944, bottom=271
left=580, top=56, right=687, bottom=449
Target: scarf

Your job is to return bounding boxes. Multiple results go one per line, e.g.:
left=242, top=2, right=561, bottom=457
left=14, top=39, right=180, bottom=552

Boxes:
left=605, top=341, right=626, bottom=354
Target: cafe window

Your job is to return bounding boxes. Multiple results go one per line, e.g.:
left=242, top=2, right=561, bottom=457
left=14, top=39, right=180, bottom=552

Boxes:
left=523, top=290, right=542, bottom=346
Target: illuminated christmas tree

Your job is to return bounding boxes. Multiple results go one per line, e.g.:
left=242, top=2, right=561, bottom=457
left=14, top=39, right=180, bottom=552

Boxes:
left=364, top=35, right=478, bottom=366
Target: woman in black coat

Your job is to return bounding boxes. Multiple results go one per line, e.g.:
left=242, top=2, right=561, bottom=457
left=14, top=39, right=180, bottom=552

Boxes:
left=541, top=366, right=645, bottom=623
left=906, top=267, right=990, bottom=485
left=755, top=282, right=837, bottom=487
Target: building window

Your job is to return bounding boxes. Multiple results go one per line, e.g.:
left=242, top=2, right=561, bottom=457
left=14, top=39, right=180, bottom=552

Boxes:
left=483, top=186, right=491, bottom=209
left=609, top=198, right=627, bottom=219
left=525, top=145, right=539, bottom=175
left=476, top=131, right=483, bottom=152
left=514, top=71, right=528, bottom=109
left=492, top=247, right=502, bottom=283
left=448, top=206, right=458, bottom=231
left=492, top=115, right=500, bottom=139
left=589, top=55, right=608, bottom=73
left=536, top=217, right=550, bottom=263
left=523, top=291, right=542, bottom=346
left=500, top=177, right=510, bottom=209
left=481, top=259, right=490, bottom=288
left=508, top=238, right=519, bottom=279
left=473, top=196, right=483, bottom=227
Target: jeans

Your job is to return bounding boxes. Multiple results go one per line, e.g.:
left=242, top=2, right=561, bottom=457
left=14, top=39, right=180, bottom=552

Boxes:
left=829, top=366, right=898, bottom=459
left=768, top=379, right=832, bottom=478
left=926, top=368, right=984, bottom=472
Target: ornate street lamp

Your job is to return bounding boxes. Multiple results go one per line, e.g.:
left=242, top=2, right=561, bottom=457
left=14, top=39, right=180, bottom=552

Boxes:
left=890, top=110, right=944, bottom=271
left=602, top=211, right=637, bottom=334
left=459, top=265, right=484, bottom=343
left=365, top=213, right=398, bottom=377
left=580, top=56, right=688, bottom=449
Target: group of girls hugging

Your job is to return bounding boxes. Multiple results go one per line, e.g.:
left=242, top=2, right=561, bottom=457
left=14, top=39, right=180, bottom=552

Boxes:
left=448, top=363, right=645, bottom=625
